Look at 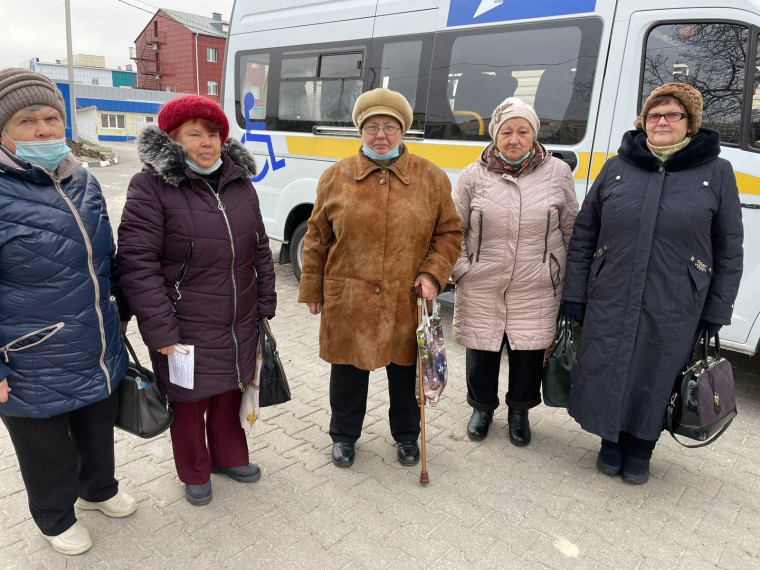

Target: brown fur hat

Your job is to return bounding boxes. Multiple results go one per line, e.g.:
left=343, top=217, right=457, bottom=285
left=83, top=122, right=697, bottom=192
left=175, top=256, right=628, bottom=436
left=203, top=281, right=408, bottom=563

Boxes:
left=352, top=88, right=413, bottom=134
left=635, top=82, right=703, bottom=135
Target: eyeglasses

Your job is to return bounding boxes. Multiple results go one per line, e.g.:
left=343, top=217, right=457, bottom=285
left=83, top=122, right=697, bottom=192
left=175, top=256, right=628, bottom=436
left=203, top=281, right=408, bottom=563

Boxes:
left=362, top=125, right=401, bottom=135
left=644, top=112, right=689, bottom=124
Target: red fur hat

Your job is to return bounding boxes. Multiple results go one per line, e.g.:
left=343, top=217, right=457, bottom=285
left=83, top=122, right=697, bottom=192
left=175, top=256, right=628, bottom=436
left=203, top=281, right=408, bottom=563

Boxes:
left=158, top=95, right=229, bottom=141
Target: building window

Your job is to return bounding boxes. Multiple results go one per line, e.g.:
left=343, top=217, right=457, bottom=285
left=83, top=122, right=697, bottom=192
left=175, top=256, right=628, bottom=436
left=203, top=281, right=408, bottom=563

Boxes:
left=101, top=113, right=126, bottom=129
left=145, top=116, right=155, bottom=123
left=92, top=77, right=99, bottom=85
left=207, top=47, right=217, bottom=63
left=208, top=81, right=219, bottom=96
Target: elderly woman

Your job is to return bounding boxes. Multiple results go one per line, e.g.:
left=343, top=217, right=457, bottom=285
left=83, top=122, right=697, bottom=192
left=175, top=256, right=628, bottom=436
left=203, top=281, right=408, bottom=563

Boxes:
left=452, top=97, right=579, bottom=445
left=298, top=88, right=462, bottom=468
left=117, top=95, right=276, bottom=505
left=562, top=83, right=743, bottom=484
left=0, top=69, right=136, bottom=555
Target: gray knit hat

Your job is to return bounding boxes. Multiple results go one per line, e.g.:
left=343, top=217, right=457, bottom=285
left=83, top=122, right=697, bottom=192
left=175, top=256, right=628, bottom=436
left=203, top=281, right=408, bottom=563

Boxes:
left=0, top=68, right=67, bottom=133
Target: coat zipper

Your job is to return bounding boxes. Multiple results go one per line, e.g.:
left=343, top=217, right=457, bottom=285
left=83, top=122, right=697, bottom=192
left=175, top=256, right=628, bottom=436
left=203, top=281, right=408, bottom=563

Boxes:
left=542, top=211, right=550, bottom=263
left=50, top=174, right=112, bottom=393
left=202, top=181, right=243, bottom=391
left=476, top=211, right=484, bottom=262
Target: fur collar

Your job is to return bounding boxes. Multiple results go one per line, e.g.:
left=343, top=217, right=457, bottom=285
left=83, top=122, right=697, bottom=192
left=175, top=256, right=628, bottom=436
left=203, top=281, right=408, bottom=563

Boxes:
left=137, top=125, right=257, bottom=186
left=618, top=128, right=720, bottom=172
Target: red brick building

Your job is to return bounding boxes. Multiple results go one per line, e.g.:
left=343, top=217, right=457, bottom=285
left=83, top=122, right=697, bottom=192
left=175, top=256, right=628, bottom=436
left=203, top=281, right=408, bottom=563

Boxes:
left=131, top=9, right=228, bottom=103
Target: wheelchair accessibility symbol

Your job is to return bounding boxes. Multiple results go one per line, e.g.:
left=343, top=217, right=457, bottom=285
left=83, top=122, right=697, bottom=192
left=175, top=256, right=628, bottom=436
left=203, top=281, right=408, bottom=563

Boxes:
left=241, top=92, right=285, bottom=182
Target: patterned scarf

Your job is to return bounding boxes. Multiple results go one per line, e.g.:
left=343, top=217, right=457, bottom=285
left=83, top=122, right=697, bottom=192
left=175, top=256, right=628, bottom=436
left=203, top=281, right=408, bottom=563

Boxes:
left=486, top=141, right=547, bottom=177
left=646, top=137, right=691, bottom=162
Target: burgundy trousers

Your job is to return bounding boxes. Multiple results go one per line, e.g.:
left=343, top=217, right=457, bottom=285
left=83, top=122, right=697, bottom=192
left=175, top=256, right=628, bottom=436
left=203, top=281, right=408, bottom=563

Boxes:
left=169, top=389, right=249, bottom=485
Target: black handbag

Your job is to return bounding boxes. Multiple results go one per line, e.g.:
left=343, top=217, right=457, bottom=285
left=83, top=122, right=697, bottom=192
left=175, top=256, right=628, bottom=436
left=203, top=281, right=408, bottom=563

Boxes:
left=665, top=331, right=737, bottom=448
left=258, top=319, right=291, bottom=407
left=116, top=335, right=174, bottom=438
left=541, top=305, right=576, bottom=408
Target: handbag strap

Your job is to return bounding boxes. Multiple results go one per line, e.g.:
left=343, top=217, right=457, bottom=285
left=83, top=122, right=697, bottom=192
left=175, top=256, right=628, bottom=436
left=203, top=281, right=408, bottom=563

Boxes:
left=122, top=333, right=142, bottom=368
left=665, top=401, right=734, bottom=448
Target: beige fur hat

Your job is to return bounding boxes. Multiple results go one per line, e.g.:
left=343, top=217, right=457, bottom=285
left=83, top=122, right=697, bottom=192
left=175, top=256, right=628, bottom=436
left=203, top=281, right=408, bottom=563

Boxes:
left=489, top=97, right=540, bottom=140
left=352, top=88, right=413, bottom=134
left=635, top=82, right=703, bottom=135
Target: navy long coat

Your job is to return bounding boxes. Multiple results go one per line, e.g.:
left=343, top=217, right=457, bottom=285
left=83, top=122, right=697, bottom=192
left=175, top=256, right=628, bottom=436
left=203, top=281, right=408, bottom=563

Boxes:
left=562, top=129, right=743, bottom=441
left=117, top=127, right=276, bottom=403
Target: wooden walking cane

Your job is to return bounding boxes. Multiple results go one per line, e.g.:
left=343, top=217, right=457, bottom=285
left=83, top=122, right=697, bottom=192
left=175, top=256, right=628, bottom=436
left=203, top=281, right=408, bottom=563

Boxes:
left=416, top=290, right=429, bottom=485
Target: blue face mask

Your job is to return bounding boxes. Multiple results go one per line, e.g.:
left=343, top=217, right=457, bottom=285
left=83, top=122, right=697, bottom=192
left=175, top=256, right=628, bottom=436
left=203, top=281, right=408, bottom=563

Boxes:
left=186, top=157, right=223, bottom=175
left=362, top=144, right=400, bottom=161
left=7, top=136, right=71, bottom=172
left=498, top=150, right=531, bottom=167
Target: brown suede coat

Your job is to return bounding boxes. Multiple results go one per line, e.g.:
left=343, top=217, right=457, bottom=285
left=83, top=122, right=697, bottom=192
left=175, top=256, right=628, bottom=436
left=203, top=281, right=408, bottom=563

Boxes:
left=298, top=148, right=463, bottom=371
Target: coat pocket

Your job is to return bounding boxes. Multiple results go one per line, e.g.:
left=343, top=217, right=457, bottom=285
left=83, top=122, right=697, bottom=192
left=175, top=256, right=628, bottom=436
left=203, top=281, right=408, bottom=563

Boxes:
left=586, top=246, right=609, bottom=300
left=324, top=277, right=345, bottom=297
left=687, top=258, right=712, bottom=311
left=1, top=322, right=65, bottom=364
left=590, top=245, right=608, bottom=277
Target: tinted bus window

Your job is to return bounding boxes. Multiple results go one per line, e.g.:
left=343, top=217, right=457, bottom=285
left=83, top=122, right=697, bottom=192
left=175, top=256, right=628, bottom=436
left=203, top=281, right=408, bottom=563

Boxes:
left=237, top=53, right=270, bottom=126
left=425, top=18, right=602, bottom=144
left=750, top=34, right=760, bottom=149
left=277, top=46, right=367, bottom=131
left=642, top=23, right=748, bottom=145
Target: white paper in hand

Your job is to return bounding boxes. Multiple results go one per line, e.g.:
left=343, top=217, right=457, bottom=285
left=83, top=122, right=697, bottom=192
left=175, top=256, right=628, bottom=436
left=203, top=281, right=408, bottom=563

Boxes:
left=168, top=344, right=194, bottom=389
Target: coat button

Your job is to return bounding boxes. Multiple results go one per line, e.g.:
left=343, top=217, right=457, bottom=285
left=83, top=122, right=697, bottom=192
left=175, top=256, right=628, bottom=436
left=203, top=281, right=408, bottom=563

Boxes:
left=379, top=178, right=386, bottom=185
left=658, top=166, right=663, bottom=173
left=380, top=169, right=387, bottom=174
left=374, top=286, right=381, bottom=294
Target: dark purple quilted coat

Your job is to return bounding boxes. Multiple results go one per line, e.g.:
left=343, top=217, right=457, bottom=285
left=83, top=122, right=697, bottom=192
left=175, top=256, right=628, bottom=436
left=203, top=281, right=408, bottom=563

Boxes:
left=116, top=126, right=276, bottom=402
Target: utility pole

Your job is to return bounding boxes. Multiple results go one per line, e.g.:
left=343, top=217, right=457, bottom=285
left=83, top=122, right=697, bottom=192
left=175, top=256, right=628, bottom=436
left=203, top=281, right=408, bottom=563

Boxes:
left=65, top=0, right=78, bottom=141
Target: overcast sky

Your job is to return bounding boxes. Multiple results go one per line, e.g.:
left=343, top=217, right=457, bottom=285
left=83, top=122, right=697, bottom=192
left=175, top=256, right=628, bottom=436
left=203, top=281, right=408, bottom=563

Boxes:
left=0, top=0, right=234, bottom=70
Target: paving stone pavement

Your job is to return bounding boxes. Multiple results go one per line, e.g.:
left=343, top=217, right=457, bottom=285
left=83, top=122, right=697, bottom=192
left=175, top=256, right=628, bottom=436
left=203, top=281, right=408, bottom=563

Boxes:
left=1, top=148, right=759, bottom=567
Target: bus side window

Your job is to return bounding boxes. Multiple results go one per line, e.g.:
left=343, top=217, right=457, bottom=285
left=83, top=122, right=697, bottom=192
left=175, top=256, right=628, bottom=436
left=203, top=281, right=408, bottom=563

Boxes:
left=642, top=23, right=748, bottom=145
left=751, top=34, right=760, bottom=149
left=236, top=53, right=270, bottom=129
left=426, top=18, right=601, bottom=143
left=370, top=36, right=430, bottom=131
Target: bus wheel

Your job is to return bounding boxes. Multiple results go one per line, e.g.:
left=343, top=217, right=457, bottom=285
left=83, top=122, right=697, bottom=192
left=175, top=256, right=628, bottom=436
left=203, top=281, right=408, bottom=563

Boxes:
left=289, top=220, right=308, bottom=281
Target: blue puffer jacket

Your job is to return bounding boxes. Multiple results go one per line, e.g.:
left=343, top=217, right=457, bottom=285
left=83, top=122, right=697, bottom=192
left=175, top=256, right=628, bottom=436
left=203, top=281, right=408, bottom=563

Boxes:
left=0, top=147, right=128, bottom=418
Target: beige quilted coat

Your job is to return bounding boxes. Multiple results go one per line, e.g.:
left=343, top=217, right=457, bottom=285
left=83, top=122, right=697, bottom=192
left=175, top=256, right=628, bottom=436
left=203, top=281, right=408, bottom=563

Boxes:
left=452, top=144, right=579, bottom=351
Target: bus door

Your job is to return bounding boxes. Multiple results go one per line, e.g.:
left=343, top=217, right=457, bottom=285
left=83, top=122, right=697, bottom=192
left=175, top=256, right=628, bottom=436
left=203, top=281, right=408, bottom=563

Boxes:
left=606, top=4, right=760, bottom=352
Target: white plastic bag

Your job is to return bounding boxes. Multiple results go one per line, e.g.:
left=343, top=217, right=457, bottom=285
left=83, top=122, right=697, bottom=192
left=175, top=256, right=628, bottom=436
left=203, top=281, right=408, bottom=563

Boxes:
left=239, top=340, right=263, bottom=429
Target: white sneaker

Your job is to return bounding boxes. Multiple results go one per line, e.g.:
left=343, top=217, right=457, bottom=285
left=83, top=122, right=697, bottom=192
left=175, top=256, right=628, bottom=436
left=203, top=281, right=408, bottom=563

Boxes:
left=43, top=521, right=92, bottom=555
left=75, top=490, right=137, bottom=518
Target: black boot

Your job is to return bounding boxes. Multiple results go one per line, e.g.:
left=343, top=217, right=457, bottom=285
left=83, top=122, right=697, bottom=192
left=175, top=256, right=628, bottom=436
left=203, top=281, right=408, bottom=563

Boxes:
left=331, top=442, right=355, bottom=467
left=466, top=409, right=493, bottom=441
left=507, top=409, right=531, bottom=446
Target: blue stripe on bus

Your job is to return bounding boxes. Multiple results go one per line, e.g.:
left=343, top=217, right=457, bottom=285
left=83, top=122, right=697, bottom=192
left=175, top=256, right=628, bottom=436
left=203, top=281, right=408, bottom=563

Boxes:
left=447, top=0, right=596, bottom=27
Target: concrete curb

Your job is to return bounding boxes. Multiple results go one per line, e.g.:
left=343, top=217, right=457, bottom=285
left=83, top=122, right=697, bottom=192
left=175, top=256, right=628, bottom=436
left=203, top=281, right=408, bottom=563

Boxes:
left=80, top=155, right=120, bottom=168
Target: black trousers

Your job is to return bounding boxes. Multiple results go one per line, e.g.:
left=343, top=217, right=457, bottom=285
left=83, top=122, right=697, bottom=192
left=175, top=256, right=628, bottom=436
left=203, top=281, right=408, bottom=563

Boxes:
left=466, top=334, right=544, bottom=411
left=1, top=389, right=120, bottom=536
left=329, top=363, right=420, bottom=444
left=602, top=433, right=659, bottom=459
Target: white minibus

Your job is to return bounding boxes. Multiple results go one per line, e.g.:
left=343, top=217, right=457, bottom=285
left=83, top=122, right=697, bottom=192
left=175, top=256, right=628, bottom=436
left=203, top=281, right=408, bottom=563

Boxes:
left=223, top=0, right=760, bottom=355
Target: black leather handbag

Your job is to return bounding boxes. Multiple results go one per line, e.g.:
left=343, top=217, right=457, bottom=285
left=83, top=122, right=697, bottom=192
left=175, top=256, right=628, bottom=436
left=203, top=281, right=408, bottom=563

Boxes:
left=665, top=331, right=736, bottom=448
left=116, top=335, right=174, bottom=438
left=541, top=305, right=576, bottom=408
left=258, top=319, right=291, bottom=407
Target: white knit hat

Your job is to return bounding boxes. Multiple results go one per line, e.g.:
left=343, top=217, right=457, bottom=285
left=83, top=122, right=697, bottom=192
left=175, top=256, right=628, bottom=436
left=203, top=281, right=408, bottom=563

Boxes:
left=488, top=97, right=540, bottom=140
